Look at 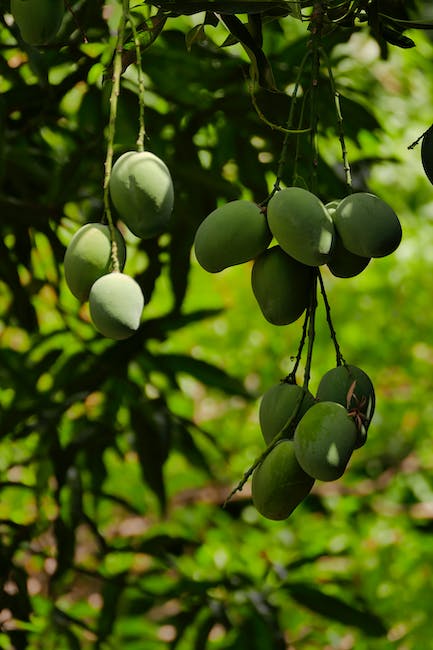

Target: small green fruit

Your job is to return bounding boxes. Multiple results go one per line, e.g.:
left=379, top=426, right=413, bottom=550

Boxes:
left=421, top=126, right=433, bottom=186
left=259, top=382, right=316, bottom=444
left=109, top=151, right=174, bottom=239
left=11, top=0, right=64, bottom=45
left=251, top=246, right=313, bottom=325
left=267, top=187, right=335, bottom=266
left=194, top=200, right=271, bottom=273
left=64, top=223, right=126, bottom=302
left=252, top=440, right=315, bottom=520
left=294, top=401, right=358, bottom=481
left=332, top=192, right=402, bottom=258
left=316, top=364, right=375, bottom=448
left=89, top=272, right=144, bottom=340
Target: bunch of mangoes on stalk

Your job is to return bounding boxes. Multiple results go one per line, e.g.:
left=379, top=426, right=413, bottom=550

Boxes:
left=194, top=187, right=402, bottom=325
left=63, top=150, right=174, bottom=339
left=11, top=0, right=65, bottom=46
left=252, top=364, right=375, bottom=520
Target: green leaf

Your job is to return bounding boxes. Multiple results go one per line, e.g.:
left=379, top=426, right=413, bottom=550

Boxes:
left=185, top=24, right=206, bottom=51
left=287, top=582, right=388, bottom=637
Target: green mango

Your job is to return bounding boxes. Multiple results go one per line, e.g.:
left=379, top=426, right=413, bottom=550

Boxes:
left=252, top=440, right=315, bottom=520
left=332, top=192, right=402, bottom=258
left=251, top=246, right=313, bottom=325
left=267, top=187, right=335, bottom=266
left=109, top=151, right=174, bottom=239
left=64, top=223, right=126, bottom=302
left=259, top=382, right=316, bottom=444
left=421, top=126, right=433, bottom=186
left=89, top=272, right=144, bottom=340
left=194, top=200, right=271, bottom=273
left=316, top=364, right=375, bottom=448
left=327, top=231, right=370, bottom=278
left=11, top=0, right=64, bottom=46
left=293, top=401, right=358, bottom=481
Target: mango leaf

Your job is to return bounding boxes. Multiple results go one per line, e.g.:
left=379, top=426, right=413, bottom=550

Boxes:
left=144, top=1, right=294, bottom=16
left=152, top=353, right=251, bottom=397
left=287, top=582, right=387, bottom=637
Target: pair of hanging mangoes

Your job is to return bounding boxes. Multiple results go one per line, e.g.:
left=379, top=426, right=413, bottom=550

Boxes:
left=194, top=186, right=402, bottom=326
left=64, top=151, right=174, bottom=339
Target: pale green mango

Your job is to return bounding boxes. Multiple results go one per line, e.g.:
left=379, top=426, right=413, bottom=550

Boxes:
left=109, top=151, right=174, bottom=239
left=267, top=187, right=335, bottom=266
left=194, top=200, right=271, bottom=273
left=11, top=0, right=64, bottom=45
left=251, top=246, right=313, bottom=325
left=316, top=364, right=375, bottom=448
left=332, top=192, right=402, bottom=258
left=252, top=440, right=315, bottom=520
left=64, top=223, right=126, bottom=302
left=293, top=401, right=358, bottom=481
left=259, top=382, right=316, bottom=444
left=89, top=272, right=144, bottom=340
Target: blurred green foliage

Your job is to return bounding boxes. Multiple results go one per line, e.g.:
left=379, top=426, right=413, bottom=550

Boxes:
left=1, top=1, right=433, bottom=649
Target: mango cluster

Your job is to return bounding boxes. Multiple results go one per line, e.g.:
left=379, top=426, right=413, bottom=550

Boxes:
left=11, top=0, right=64, bottom=46
left=64, top=150, right=174, bottom=339
left=194, top=188, right=402, bottom=325
left=252, top=364, right=375, bottom=520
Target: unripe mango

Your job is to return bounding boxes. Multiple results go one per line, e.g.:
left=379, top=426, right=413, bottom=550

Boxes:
left=293, top=401, right=358, bottom=481
left=251, top=246, right=313, bottom=325
left=267, top=187, right=335, bottom=266
left=327, top=231, right=370, bottom=278
left=194, top=200, right=271, bottom=273
left=332, top=192, right=402, bottom=258
left=109, top=151, right=174, bottom=239
left=421, top=126, right=433, bottom=186
left=89, top=272, right=144, bottom=340
left=11, top=0, right=64, bottom=46
left=252, top=440, right=315, bottom=520
left=64, top=223, right=126, bottom=302
left=259, top=382, right=316, bottom=444
left=316, top=364, right=375, bottom=448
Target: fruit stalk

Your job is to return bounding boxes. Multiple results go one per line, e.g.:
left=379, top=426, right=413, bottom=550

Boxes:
left=128, top=12, right=147, bottom=152
left=302, top=269, right=318, bottom=392
left=320, top=46, right=352, bottom=192
left=102, top=0, right=130, bottom=272
left=308, top=1, right=323, bottom=195
left=286, top=302, right=310, bottom=383
left=317, top=268, right=345, bottom=366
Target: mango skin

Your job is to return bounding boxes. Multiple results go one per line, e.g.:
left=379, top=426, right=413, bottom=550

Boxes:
left=194, top=200, right=272, bottom=273
left=109, top=151, right=174, bottom=239
left=259, top=382, right=316, bottom=444
left=251, top=246, right=313, bottom=326
left=316, top=365, right=375, bottom=448
left=293, top=401, right=358, bottom=481
left=11, top=0, right=64, bottom=46
left=89, top=272, right=144, bottom=340
left=252, top=440, right=315, bottom=520
left=327, top=231, right=370, bottom=278
left=332, top=192, right=402, bottom=258
left=64, top=223, right=126, bottom=302
left=267, top=187, right=335, bottom=266
left=421, top=126, right=433, bottom=186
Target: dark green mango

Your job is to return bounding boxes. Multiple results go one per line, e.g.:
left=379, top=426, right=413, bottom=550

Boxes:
left=251, top=246, right=313, bottom=325
left=252, top=440, right=314, bottom=520
left=327, top=231, right=370, bottom=278
left=259, top=382, right=316, bottom=444
left=316, top=364, right=375, bottom=448
left=194, top=200, right=271, bottom=273
left=267, top=187, right=335, bottom=266
left=332, top=192, right=402, bottom=258
left=293, top=401, right=358, bottom=481
left=421, top=126, right=433, bottom=186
